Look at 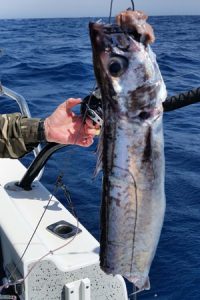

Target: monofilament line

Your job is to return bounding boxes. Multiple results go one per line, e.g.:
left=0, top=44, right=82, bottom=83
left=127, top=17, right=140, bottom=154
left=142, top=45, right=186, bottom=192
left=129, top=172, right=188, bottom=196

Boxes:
left=109, top=0, right=114, bottom=23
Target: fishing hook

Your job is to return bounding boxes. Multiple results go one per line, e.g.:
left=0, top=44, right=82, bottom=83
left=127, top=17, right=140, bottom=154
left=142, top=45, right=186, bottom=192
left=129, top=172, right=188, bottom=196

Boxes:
left=131, top=0, right=135, bottom=10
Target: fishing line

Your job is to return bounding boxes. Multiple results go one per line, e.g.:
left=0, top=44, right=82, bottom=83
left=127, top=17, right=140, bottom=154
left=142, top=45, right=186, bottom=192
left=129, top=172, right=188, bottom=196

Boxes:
left=0, top=175, right=63, bottom=292
left=109, top=0, right=114, bottom=23
left=128, top=286, right=142, bottom=298
left=23, top=225, right=80, bottom=282
left=132, top=284, right=137, bottom=300
left=0, top=223, right=80, bottom=293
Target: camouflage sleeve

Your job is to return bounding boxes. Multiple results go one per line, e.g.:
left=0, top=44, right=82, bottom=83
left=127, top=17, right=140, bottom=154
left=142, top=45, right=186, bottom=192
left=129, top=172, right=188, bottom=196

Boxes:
left=0, top=113, right=42, bottom=158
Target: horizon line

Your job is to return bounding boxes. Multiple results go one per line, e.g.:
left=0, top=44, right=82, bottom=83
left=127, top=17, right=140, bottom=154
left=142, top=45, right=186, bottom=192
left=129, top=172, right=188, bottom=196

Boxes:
left=0, top=13, right=199, bottom=20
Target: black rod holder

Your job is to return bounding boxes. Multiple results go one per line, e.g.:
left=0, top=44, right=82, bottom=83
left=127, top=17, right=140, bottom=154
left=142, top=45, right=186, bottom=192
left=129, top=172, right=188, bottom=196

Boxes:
left=17, top=143, right=68, bottom=190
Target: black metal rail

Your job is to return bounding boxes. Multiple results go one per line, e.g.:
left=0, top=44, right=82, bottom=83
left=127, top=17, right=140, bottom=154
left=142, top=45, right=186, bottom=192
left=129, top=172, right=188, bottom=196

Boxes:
left=17, top=143, right=67, bottom=190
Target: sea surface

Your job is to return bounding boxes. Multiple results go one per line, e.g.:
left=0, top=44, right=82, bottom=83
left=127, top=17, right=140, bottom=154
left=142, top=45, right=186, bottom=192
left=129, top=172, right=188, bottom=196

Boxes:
left=0, top=15, right=200, bottom=300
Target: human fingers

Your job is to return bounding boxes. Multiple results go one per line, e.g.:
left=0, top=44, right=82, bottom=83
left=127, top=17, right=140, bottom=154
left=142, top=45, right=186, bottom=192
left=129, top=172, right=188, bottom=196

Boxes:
left=66, top=98, right=82, bottom=110
left=85, top=118, right=100, bottom=129
left=77, top=136, right=94, bottom=147
left=84, top=126, right=101, bottom=136
left=59, top=98, right=82, bottom=111
left=85, top=118, right=101, bottom=136
left=88, top=128, right=101, bottom=136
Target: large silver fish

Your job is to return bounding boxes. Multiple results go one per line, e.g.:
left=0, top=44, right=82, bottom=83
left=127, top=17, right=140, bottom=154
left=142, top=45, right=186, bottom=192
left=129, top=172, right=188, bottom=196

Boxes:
left=89, top=10, right=167, bottom=290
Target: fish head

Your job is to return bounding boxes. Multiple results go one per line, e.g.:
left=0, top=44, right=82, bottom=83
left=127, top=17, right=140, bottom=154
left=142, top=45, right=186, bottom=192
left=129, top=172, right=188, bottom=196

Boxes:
left=89, top=21, right=166, bottom=116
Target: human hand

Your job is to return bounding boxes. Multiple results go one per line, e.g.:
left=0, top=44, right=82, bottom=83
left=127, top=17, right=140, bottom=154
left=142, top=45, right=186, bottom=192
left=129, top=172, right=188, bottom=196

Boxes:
left=44, top=98, right=100, bottom=146
left=116, top=10, right=155, bottom=45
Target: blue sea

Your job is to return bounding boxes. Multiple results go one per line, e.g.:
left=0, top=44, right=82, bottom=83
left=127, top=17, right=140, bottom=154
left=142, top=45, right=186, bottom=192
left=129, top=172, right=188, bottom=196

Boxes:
left=0, top=15, right=200, bottom=299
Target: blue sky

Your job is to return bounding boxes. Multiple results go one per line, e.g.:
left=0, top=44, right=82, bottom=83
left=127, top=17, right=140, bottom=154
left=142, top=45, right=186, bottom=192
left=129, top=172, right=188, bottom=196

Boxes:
left=0, top=0, right=199, bottom=19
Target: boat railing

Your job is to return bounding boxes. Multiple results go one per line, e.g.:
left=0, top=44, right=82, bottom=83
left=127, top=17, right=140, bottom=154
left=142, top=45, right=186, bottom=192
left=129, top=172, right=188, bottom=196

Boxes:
left=0, top=83, right=43, bottom=180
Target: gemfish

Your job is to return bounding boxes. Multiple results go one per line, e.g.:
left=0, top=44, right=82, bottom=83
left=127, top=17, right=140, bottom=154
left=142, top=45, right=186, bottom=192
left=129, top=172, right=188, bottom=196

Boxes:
left=89, top=10, right=167, bottom=290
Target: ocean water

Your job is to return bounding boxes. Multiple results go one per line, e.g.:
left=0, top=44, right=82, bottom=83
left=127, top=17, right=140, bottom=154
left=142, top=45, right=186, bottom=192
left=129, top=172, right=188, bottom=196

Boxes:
left=0, top=15, right=200, bottom=299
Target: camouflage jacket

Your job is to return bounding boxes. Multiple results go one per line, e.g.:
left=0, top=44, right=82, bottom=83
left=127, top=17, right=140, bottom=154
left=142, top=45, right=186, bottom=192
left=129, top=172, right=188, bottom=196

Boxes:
left=0, top=113, right=41, bottom=158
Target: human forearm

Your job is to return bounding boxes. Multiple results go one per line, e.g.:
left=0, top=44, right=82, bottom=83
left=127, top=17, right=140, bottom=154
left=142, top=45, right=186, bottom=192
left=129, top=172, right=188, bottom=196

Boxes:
left=0, top=98, right=99, bottom=159
left=0, top=113, right=40, bottom=158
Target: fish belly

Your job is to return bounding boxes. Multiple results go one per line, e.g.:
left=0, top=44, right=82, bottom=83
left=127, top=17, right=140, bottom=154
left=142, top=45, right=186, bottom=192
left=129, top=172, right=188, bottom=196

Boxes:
left=100, top=116, right=165, bottom=290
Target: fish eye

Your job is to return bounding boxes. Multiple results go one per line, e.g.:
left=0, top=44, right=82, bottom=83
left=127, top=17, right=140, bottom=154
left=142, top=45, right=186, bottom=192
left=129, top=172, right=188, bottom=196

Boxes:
left=108, top=56, right=128, bottom=77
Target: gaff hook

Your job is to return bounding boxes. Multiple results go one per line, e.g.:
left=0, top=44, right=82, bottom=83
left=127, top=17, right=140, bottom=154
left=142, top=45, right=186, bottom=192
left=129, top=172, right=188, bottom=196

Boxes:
left=131, top=0, right=135, bottom=10
left=109, top=0, right=135, bottom=24
left=127, top=1, right=135, bottom=11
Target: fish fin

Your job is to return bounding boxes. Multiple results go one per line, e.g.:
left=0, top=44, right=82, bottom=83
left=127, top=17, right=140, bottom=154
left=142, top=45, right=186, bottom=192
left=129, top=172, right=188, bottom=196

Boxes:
left=129, top=275, right=151, bottom=291
left=128, top=277, right=151, bottom=298
left=143, top=277, right=151, bottom=290
left=93, top=126, right=104, bottom=177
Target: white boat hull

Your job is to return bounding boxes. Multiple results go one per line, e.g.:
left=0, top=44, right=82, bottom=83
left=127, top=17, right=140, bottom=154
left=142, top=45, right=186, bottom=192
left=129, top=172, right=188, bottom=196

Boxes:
left=0, top=158, right=128, bottom=300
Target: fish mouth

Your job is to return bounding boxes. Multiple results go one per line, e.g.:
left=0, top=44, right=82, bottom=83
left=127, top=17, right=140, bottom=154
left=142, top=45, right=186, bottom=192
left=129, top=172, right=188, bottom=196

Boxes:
left=89, top=22, right=141, bottom=54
